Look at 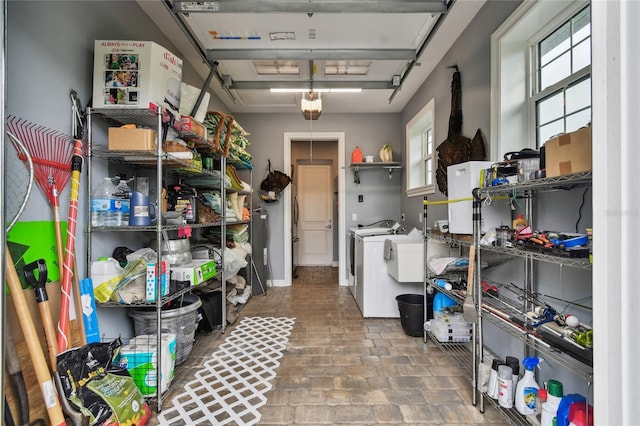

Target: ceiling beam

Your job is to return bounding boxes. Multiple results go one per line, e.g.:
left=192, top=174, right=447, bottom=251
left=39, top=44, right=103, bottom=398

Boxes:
left=207, top=49, right=416, bottom=61
left=172, top=1, right=447, bottom=14
left=229, top=80, right=395, bottom=90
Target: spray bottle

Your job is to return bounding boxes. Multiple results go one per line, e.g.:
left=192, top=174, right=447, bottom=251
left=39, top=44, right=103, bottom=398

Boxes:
left=515, top=356, right=541, bottom=415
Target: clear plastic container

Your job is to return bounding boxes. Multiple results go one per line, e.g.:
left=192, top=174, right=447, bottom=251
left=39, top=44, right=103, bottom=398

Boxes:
left=91, top=177, right=121, bottom=226
left=115, top=179, right=132, bottom=226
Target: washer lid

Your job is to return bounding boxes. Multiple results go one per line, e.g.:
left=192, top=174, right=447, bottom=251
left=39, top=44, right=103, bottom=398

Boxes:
left=351, top=227, right=394, bottom=237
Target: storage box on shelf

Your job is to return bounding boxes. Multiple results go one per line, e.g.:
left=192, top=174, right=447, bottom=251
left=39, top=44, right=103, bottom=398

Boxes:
left=544, top=126, right=592, bottom=177
left=471, top=172, right=593, bottom=423
left=93, top=40, right=183, bottom=118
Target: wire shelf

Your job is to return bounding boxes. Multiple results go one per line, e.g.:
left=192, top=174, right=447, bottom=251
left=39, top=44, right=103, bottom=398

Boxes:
left=97, top=286, right=193, bottom=308
left=477, top=244, right=591, bottom=270
left=477, top=171, right=592, bottom=196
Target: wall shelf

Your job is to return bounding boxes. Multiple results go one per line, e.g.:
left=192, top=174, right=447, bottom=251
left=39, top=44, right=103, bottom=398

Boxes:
left=348, top=161, right=402, bottom=183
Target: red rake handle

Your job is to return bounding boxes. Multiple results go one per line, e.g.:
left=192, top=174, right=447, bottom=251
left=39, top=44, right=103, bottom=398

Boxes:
left=57, top=140, right=83, bottom=352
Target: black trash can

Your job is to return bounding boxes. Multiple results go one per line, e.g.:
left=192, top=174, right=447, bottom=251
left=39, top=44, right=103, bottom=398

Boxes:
left=396, top=294, right=433, bottom=337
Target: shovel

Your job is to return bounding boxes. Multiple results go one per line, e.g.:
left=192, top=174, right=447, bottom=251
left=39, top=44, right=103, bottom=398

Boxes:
left=463, top=245, right=477, bottom=323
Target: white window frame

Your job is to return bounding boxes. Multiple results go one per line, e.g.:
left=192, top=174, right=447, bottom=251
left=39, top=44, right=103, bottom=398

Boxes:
left=405, top=98, right=436, bottom=197
left=490, top=0, right=590, bottom=159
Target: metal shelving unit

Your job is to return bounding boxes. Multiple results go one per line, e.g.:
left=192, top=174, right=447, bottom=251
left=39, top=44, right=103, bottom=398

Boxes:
left=472, top=172, right=593, bottom=420
left=86, top=107, right=231, bottom=411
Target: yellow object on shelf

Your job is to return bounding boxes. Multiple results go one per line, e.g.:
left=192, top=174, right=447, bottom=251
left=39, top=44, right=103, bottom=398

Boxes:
left=512, top=214, right=528, bottom=231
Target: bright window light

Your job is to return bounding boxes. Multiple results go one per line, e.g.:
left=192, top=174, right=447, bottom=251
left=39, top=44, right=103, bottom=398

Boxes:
left=270, top=88, right=362, bottom=93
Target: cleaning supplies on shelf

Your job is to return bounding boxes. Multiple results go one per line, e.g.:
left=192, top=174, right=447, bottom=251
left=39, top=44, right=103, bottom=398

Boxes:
left=512, top=213, right=528, bottom=231
left=497, top=364, right=514, bottom=408
left=515, top=356, right=541, bottom=415
left=505, top=356, right=520, bottom=400
left=486, top=358, right=503, bottom=399
left=541, top=379, right=564, bottom=426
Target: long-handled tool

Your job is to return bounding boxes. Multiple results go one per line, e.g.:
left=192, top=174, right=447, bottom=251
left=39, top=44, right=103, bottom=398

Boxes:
left=5, top=326, right=30, bottom=426
left=23, top=259, right=58, bottom=370
left=57, top=139, right=84, bottom=352
left=4, top=130, right=64, bottom=425
left=463, top=244, right=477, bottom=323
left=6, top=249, right=66, bottom=426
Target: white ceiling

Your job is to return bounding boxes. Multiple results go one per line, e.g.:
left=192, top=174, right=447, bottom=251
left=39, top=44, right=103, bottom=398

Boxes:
left=136, top=0, right=487, bottom=115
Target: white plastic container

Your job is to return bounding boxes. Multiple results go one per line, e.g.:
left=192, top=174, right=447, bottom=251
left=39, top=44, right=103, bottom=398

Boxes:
left=515, top=357, right=541, bottom=415
left=90, top=257, right=123, bottom=289
left=447, top=161, right=511, bottom=234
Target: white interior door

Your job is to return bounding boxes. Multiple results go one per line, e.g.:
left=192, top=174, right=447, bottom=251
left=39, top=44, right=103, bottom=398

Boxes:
left=298, top=164, right=333, bottom=265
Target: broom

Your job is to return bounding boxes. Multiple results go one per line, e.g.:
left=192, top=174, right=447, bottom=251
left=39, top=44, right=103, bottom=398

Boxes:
left=6, top=116, right=82, bottom=348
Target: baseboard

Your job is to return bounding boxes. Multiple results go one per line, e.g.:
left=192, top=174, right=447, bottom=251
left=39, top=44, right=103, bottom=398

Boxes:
left=269, top=279, right=290, bottom=287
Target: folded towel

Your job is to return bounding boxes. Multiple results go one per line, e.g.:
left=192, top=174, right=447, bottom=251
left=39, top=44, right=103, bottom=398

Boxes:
left=383, top=239, right=393, bottom=261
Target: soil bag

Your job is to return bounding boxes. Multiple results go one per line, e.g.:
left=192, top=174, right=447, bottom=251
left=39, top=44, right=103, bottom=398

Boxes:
left=56, top=338, right=151, bottom=426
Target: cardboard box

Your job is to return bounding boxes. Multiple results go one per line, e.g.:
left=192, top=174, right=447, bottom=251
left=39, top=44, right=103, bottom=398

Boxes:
left=108, top=127, right=157, bottom=151
left=545, top=126, right=592, bottom=177
left=146, top=261, right=169, bottom=301
left=170, top=259, right=217, bottom=287
left=178, top=115, right=207, bottom=139
left=93, top=40, right=183, bottom=117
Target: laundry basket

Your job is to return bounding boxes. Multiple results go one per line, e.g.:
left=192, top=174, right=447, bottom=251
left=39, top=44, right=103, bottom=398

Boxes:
left=129, top=294, right=201, bottom=365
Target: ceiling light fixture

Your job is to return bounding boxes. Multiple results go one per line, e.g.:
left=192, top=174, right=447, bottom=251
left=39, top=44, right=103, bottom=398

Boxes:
left=270, top=88, right=361, bottom=93
left=301, top=92, right=321, bottom=120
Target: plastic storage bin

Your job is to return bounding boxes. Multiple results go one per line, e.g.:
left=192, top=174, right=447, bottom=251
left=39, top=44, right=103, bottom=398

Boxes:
left=428, top=311, right=472, bottom=342
left=129, top=294, right=201, bottom=365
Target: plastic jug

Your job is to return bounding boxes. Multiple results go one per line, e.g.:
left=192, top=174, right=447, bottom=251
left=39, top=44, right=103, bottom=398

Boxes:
left=129, top=191, right=156, bottom=226
left=91, top=257, right=123, bottom=289
left=90, top=177, right=121, bottom=227
left=351, top=146, right=363, bottom=163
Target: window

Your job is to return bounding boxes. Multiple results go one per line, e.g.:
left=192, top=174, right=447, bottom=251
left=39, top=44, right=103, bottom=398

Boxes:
left=533, top=6, right=591, bottom=146
left=406, top=99, right=435, bottom=197
left=491, top=0, right=591, bottom=157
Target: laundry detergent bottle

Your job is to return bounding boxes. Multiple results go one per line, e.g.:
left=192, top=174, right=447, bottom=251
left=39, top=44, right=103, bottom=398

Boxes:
left=515, top=356, right=541, bottom=415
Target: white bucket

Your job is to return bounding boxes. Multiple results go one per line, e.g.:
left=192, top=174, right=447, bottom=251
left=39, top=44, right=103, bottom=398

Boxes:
left=90, top=257, right=123, bottom=289
left=117, top=333, right=177, bottom=396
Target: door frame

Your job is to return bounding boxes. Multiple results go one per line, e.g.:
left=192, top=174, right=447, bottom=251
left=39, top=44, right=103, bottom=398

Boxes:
left=296, top=162, right=334, bottom=266
left=284, top=132, right=346, bottom=286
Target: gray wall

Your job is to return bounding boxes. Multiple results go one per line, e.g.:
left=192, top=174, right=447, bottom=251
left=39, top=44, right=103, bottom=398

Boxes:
left=400, top=1, right=523, bottom=228
left=236, top=112, right=402, bottom=281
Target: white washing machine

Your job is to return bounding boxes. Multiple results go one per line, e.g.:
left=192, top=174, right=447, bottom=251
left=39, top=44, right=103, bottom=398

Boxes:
left=353, top=229, right=423, bottom=318
left=348, top=220, right=399, bottom=297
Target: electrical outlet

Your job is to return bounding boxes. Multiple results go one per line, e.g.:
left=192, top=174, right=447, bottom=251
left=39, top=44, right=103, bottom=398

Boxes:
left=352, top=213, right=357, bottom=221
left=358, top=194, right=363, bottom=202
left=401, top=213, right=406, bottom=221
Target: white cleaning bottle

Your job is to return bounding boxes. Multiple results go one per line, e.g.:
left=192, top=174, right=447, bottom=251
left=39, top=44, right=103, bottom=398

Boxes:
left=515, top=356, right=541, bottom=415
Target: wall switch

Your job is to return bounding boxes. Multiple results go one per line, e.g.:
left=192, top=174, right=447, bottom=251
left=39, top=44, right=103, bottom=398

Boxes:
left=358, top=194, right=363, bottom=202
left=418, top=213, right=423, bottom=223
left=352, top=213, right=357, bottom=221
